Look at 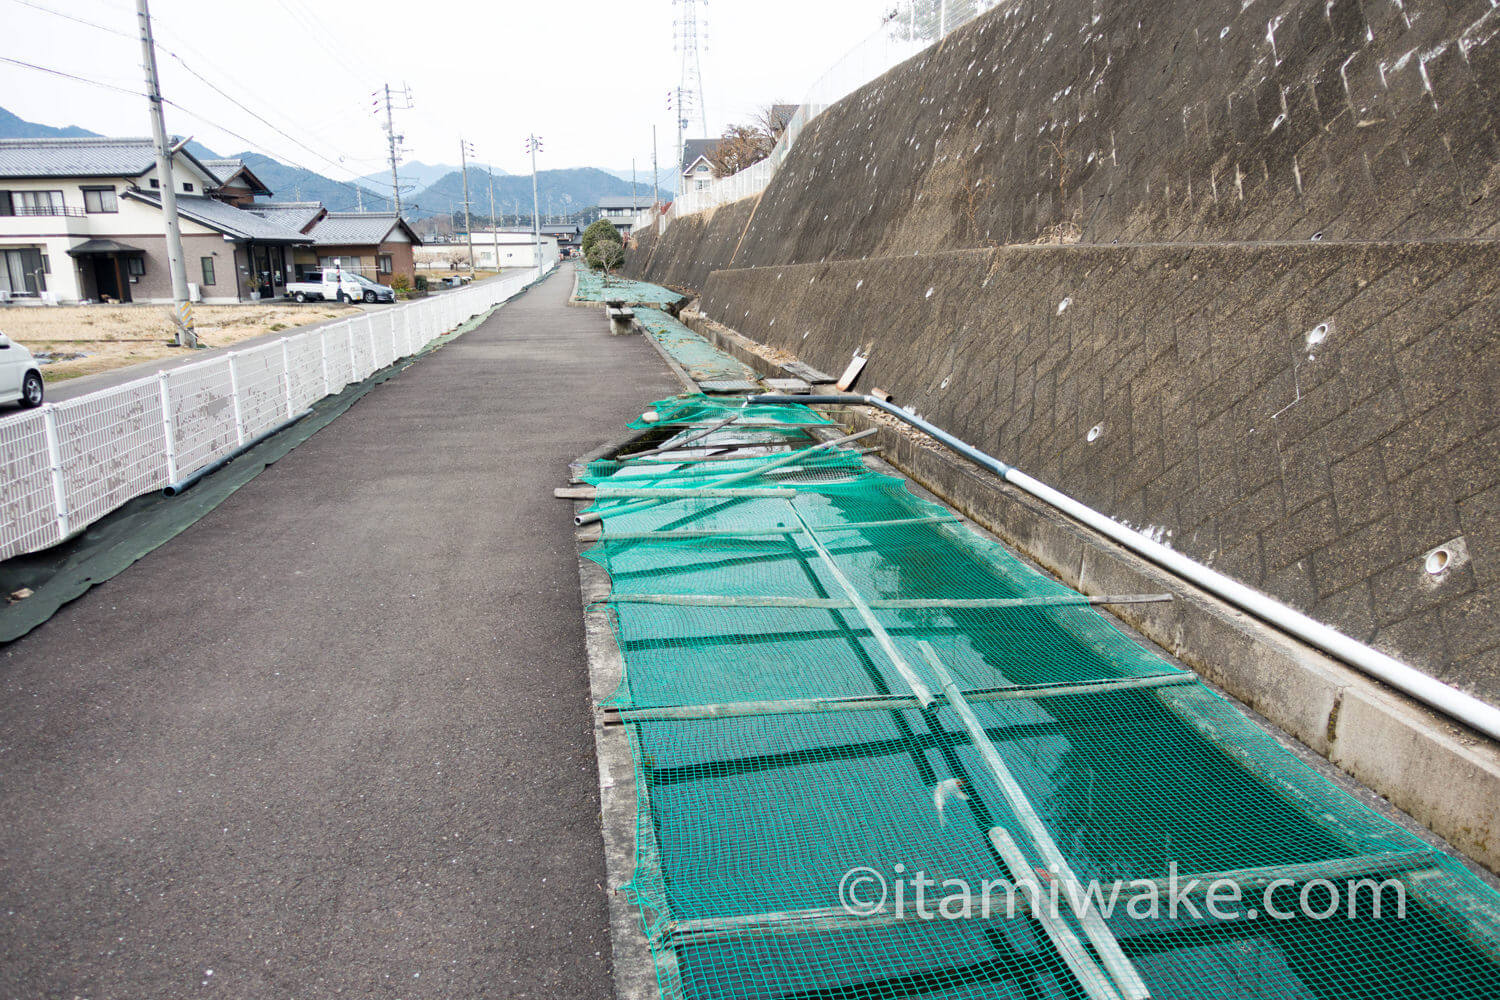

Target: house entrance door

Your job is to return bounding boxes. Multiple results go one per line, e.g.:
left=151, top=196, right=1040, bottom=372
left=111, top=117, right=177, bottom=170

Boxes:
left=92, top=255, right=130, bottom=303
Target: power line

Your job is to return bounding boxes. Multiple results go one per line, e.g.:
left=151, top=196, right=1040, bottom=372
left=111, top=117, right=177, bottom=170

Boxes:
left=16, top=0, right=383, bottom=180
left=0, top=56, right=142, bottom=97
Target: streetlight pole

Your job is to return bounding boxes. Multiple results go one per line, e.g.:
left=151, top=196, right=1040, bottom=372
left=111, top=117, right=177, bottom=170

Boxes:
left=652, top=124, right=660, bottom=231
left=525, top=134, right=543, bottom=271
left=459, top=138, right=475, bottom=277
left=135, top=0, right=194, bottom=347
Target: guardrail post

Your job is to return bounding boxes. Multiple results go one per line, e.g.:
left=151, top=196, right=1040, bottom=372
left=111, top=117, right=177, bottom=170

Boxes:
left=346, top=324, right=357, bottom=377
left=280, top=337, right=294, bottom=419
left=226, top=352, right=246, bottom=446
left=319, top=330, right=331, bottom=394
left=157, top=370, right=178, bottom=483
left=40, top=403, right=69, bottom=541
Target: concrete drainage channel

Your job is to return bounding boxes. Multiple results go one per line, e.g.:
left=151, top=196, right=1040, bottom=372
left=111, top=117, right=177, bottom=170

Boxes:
left=566, top=299, right=1500, bottom=1000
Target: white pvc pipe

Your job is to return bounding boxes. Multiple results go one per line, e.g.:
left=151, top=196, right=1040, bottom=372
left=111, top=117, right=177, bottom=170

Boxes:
left=752, top=394, right=1500, bottom=743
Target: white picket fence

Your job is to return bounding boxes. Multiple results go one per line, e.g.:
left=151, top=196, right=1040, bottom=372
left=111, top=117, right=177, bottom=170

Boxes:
left=0, top=264, right=553, bottom=562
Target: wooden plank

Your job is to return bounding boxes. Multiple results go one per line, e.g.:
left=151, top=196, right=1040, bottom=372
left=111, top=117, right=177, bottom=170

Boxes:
left=781, top=360, right=836, bottom=383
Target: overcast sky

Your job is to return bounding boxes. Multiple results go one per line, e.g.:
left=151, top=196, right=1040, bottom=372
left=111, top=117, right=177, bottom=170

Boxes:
left=3, top=0, right=897, bottom=182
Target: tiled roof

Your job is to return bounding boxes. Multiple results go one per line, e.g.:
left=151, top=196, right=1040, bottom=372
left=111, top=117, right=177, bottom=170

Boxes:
left=597, top=196, right=653, bottom=211
left=308, top=212, right=420, bottom=246
left=0, top=136, right=213, bottom=180
left=249, top=201, right=326, bottom=233
left=123, top=190, right=312, bottom=242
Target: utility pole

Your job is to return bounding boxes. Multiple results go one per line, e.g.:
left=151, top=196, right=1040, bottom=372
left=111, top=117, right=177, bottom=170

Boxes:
left=525, top=134, right=543, bottom=270
left=376, top=83, right=413, bottom=216
left=652, top=124, right=661, bottom=233
left=485, top=165, right=498, bottom=271
left=459, top=138, right=475, bottom=276
left=135, top=0, right=194, bottom=347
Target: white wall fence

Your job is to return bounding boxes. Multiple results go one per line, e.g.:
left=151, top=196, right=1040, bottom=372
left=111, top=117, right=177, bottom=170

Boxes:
left=0, top=264, right=553, bottom=562
left=645, top=0, right=1008, bottom=232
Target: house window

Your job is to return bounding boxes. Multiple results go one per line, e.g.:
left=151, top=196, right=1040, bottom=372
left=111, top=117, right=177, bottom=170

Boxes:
left=377, top=254, right=393, bottom=274
left=13, top=190, right=65, bottom=216
left=201, top=257, right=216, bottom=286
left=126, top=255, right=145, bottom=277
left=0, top=248, right=47, bottom=296
left=149, top=178, right=160, bottom=188
left=182, top=182, right=194, bottom=193
left=82, top=186, right=118, bottom=213
left=0, top=191, right=12, bottom=216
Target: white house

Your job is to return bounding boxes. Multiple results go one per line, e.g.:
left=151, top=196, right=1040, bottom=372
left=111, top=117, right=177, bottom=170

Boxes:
left=0, top=137, right=310, bottom=304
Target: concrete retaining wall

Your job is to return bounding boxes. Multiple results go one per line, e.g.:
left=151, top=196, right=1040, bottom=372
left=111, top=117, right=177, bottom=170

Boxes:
left=625, top=0, right=1500, bottom=703
left=702, top=239, right=1500, bottom=702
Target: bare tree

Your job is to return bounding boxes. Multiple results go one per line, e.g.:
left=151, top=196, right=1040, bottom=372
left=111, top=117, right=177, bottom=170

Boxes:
left=705, top=104, right=794, bottom=178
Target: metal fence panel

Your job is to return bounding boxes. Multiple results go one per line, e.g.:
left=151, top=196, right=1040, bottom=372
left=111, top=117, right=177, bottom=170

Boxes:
left=285, top=333, right=326, bottom=412
left=233, top=342, right=290, bottom=439
left=322, top=323, right=354, bottom=392
left=55, top=379, right=169, bottom=529
left=0, top=411, right=61, bottom=559
left=167, top=359, right=239, bottom=474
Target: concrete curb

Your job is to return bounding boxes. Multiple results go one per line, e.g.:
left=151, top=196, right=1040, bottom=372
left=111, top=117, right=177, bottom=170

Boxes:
left=679, top=307, right=1500, bottom=876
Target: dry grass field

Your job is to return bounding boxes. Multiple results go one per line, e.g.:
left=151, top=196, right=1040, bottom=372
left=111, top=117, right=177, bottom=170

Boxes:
left=0, top=302, right=362, bottom=381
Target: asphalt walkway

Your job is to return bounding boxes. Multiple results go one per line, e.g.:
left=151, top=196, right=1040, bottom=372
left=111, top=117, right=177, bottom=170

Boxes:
left=0, top=267, right=677, bottom=998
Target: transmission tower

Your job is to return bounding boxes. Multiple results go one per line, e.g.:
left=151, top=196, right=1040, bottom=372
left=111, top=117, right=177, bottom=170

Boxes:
left=672, top=0, right=709, bottom=184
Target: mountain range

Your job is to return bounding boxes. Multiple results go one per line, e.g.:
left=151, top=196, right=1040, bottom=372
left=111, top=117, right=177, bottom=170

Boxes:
left=0, top=106, right=654, bottom=218
left=355, top=161, right=508, bottom=195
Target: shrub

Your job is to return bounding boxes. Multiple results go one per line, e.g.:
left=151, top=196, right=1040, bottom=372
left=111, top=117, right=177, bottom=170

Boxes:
left=581, top=218, right=621, bottom=260
left=389, top=273, right=413, bottom=299
left=413, top=275, right=429, bottom=293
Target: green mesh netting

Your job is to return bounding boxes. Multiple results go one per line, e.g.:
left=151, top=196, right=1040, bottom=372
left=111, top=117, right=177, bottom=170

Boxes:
left=636, top=307, right=760, bottom=385
left=574, top=270, right=684, bottom=305
left=582, top=397, right=1500, bottom=1000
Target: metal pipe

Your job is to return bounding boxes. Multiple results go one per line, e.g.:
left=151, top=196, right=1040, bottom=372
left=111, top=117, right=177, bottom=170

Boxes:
left=923, top=643, right=1149, bottom=1000
left=163, top=408, right=312, bottom=497
left=617, top=414, right=738, bottom=459
left=574, top=427, right=876, bottom=526
left=753, top=393, right=1500, bottom=743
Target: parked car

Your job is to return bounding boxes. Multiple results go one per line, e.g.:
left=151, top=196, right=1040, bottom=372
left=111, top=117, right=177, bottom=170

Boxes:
left=348, top=273, right=396, bottom=304
left=0, top=331, right=44, bottom=408
left=285, top=269, right=365, bottom=304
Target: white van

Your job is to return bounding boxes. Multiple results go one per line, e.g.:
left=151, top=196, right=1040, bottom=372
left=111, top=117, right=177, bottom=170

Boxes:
left=285, top=269, right=366, bottom=304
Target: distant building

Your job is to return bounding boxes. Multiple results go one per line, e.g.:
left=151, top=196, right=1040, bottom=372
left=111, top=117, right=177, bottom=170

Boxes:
left=0, top=137, right=311, bottom=303
left=679, top=138, right=720, bottom=192
left=539, top=223, right=582, bottom=251
left=596, top=196, right=653, bottom=237
left=416, top=231, right=558, bottom=270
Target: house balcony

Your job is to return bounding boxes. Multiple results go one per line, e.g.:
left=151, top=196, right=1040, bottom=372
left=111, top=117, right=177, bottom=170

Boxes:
left=0, top=208, right=93, bottom=238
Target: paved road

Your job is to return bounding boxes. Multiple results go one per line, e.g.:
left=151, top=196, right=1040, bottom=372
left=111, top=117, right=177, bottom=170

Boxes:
left=0, top=268, right=677, bottom=998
